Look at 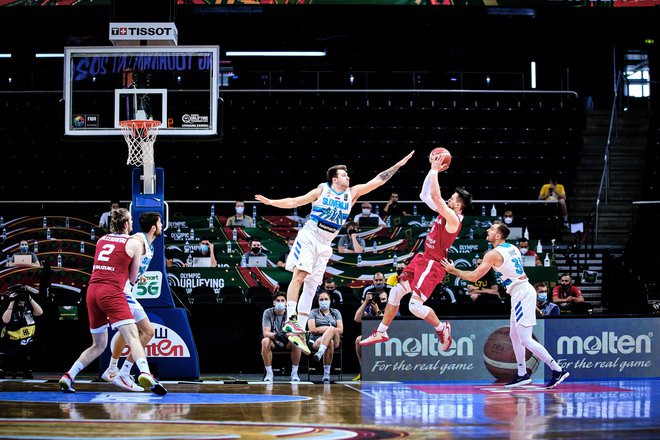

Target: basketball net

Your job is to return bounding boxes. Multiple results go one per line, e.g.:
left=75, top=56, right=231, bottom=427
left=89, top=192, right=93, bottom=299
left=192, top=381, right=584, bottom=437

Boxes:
left=120, top=120, right=161, bottom=167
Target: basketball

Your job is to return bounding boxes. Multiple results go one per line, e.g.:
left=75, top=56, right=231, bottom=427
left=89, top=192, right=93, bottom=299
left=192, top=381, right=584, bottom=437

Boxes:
left=483, top=326, right=541, bottom=382
left=430, top=147, right=452, bottom=168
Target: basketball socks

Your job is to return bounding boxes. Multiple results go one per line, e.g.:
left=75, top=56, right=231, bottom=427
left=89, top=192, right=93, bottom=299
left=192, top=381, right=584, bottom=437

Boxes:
left=109, top=357, right=119, bottom=370
left=324, top=365, right=331, bottom=375
left=377, top=323, right=389, bottom=333
left=68, top=361, right=85, bottom=380
left=297, top=314, right=309, bottom=330
left=287, top=301, right=298, bottom=320
left=265, top=366, right=273, bottom=374
left=291, top=365, right=299, bottom=375
left=317, top=344, right=328, bottom=357
left=135, top=358, right=150, bottom=374
left=434, top=322, right=445, bottom=332
left=119, top=360, right=134, bottom=376
left=548, top=360, right=562, bottom=372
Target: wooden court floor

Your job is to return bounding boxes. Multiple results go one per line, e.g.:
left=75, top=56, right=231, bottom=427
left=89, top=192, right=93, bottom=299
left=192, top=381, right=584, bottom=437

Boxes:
left=1, top=374, right=660, bottom=439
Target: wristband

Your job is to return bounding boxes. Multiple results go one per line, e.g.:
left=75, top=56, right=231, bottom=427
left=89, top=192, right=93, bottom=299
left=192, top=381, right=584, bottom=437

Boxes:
left=429, top=170, right=438, bottom=175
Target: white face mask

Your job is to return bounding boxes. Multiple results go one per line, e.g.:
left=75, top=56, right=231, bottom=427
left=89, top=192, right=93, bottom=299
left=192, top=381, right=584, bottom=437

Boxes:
left=274, top=302, right=285, bottom=311
left=319, top=300, right=330, bottom=310
left=362, top=209, right=371, bottom=216
left=236, top=207, right=244, bottom=215
left=503, top=217, right=513, bottom=224
left=520, top=247, right=529, bottom=255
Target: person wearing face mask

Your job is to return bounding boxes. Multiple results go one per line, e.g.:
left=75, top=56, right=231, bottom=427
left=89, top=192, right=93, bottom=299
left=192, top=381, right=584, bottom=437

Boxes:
left=226, top=200, right=254, bottom=228
left=535, top=282, right=559, bottom=316
left=1, top=285, right=43, bottom=379
left=503, top=210, right=516, bottom=226
left=187, top=238, right=217, bottom=268
left=361, top=272, right=391, bottom=301
left=337, top=221, right=366, bottom=254
left=353, top=202, right=386, bottom=229
left=517, top=238, right=541, bottom=266
left=386, top=262, right=407, bottom=287
left=8, top=240, right=41, bottom=268
left=308, top=290, right=343, bottom=382
left=277, top=236, right=296, bottom=268
left=261, top=292, right=303, bottom=383
left=318, top=277, right=343, bottom=306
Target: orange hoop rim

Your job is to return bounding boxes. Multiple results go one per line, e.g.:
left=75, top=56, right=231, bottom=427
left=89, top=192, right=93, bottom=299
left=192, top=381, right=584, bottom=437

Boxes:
left=119, top=120, right=162, bottom=129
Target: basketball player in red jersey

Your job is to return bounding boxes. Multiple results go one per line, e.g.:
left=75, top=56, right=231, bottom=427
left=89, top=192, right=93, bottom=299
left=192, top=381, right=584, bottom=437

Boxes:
left=59, top=208, right=166, bottom=395
left=361, top=153, right=471, bottom=351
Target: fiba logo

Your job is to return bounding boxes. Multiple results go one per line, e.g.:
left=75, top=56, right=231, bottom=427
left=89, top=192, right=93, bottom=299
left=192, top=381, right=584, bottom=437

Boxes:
left=483, top=326, right=540, bottom=381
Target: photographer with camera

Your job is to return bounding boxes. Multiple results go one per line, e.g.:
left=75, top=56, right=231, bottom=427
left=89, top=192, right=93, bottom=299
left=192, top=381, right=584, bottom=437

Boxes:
left=1, top=285, right=43, bottom=379
left=552, top=274, right=585, bottom=313
left=261, top=292, right=303, bottom=383
left=360, top=272, right=391, bottom=301
left=337, top=221, right=365, bottom=254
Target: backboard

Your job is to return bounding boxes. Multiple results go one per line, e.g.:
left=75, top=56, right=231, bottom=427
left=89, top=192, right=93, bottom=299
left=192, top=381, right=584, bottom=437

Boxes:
left=64, top=45, right=220, bottom=137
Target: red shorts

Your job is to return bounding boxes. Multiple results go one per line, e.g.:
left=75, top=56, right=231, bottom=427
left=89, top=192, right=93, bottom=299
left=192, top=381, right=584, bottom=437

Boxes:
left=398, top=253, right=448, bottom=301
left=86, top=283, right=135, bottom=332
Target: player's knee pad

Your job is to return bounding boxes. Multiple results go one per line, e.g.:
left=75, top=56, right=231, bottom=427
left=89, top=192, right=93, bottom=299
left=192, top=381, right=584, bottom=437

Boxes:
left=388, top=282, right=410, bottom=306
left=408, top=297, right=430, bottom=319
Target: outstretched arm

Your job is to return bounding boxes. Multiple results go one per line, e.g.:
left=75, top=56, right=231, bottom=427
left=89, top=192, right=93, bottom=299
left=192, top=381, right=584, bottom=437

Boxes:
left=255, top=186, right=323, bottom=210
left=351, top=151, right=414, bottom=200
left=427, top=156, right=459, bottom=232
left=441, top=250, right=500, bottom=283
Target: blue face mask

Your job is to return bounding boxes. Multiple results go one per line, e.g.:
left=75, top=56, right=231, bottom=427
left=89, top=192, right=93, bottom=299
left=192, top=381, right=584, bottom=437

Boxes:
left=319, top=300, right=330, bottom=310
left=538, top=293, right=547, bottom=302
left=200, top=244, right=209, bottom=253
left=274, top=302, right=285, bottom=311
left=20, top=245, right=28, bottom=253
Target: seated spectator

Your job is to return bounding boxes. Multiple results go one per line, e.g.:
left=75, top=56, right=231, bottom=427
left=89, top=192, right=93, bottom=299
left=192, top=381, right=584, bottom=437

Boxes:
left=307, top=290, right=343, bottom=383
left=517, top=238, right=541, bottom=266
left=552, top=273, right=585, bottom=312
left=337, top=221, right=365, bottom=254
left=535, top=282, right=560, bottom=316
left=382, top=192, right=408, bottom=218
left=538, top=176, right=569, bottom=226
left=361, top=272, right=390, bottom=301
left=98, top=200, right=120, bottom=229
left=261, top=292, right=302, bottom=382
left=353, top=202, right=386, bottom=229
left=317, top=277, right=343, bottom=306
left=226, top=200, right=254, bottom=228
left=386, top=261, right=407, bottom=287
left=276, top=236, right=296, bottom=268
left=503, top=210, right=517, bottom=226
left=7, top=240, right=41, bottom=268
left=353, top=290, right=399, bottom=381
left=186, top=238, right=217, bottom=267
left=466, top=255, right=500, bottom=303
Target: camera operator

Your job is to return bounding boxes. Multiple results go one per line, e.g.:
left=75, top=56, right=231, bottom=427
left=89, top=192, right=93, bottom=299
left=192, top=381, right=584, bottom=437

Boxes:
left=1, top=285, right=43, bottom=379
left=552, top=274, right=584, bottom=313
left=337, top=221, right=365, bottom=254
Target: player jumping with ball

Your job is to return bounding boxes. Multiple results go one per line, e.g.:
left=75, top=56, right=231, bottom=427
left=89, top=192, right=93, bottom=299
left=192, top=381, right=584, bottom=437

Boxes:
left=360, top=149, right=471, bottom=352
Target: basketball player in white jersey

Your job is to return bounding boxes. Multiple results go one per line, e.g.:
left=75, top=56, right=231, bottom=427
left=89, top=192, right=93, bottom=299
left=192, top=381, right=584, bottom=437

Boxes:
left=441, top=220, right=570, bottom=389
left=101, top=211, right=161, bottom=392
left=255, top=151, right=414, bottom=354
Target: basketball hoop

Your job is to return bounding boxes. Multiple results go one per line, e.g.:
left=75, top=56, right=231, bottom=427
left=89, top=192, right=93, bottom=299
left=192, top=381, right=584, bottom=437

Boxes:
left=120, top=120, right=161, bottom=166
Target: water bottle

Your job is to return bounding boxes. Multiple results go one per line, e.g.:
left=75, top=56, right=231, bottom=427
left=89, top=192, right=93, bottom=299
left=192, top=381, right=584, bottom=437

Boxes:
left=536, top=240, right=543, bottom=254
left=544, top=253, right=551, bottom=267
left=481, top=205, right=486, bottom=216
left=80, top=240, right=85, bottom=253
left=468, top=226, right=474, bottom=240
left=46, top=227, right=51, bottom=240
left=293, top=207, right=298, bottom=217
left=372, top=241, right=378, bottom=253
left=297, top=217, right=304, bottom=229
left=1, top=227, right=6, bottom=241
left=357, top=254, right=362, bottom=268
left=90, top=227, right=95, bottom=241
left=208, top=216, right=214, bottom=228
left=421, top=215, right=426, bottom=226
left=386, top=216, right=391, bottom=227
left=392, top=253, right=398, bottom=268
left=252, top=205, right=257, bottom=225
left=187, top=254, right=193, bottom=267
left=490, top=204, right=497, bottom=217
left=232, top=228, right=238, bottom=241
left=177, top=225, right=181, bottom=234
left=184, top=240, right=191, bottom=254
left=226, top=240, right=232, bottom=254
left=190, top=228, right=195, bottom=240
left=33, top=240, right=39, bottom=253
left=210, top=203, right=215, bottom=218
left=57, top=253, right=62, bottom=268
left=551, top=239, right=556, bottom=265
left=523, top=227, right=530, bottom=240
left=240, top=253, right=247, bottom=268
left=413, top=204, right=418, bottom=216
left=375, top=204, right=380, bottom=216
left=64, top=217, right=70, bottom=228
left=0, top=216, right=4, bottom=228
left=42, top=216, right=47, bottom=228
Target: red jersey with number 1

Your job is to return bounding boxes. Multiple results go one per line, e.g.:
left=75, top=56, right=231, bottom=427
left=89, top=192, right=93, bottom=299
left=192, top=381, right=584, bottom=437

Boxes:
left=423, top=212, right=463, bottom=261
left=90, top=234, right=133, bottom=286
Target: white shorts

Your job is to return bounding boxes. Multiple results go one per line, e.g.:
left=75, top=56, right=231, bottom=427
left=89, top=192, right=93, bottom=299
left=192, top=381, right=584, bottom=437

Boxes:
left=285, top=225, right=333, bottom=286
left=123, top=281, right=148, bottom=323
left=509, top=281, right=537, bottom=328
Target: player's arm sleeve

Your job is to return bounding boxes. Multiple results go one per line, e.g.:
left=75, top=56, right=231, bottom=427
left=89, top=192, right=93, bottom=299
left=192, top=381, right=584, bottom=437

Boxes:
left=419, top=171, right=438, bottom=211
